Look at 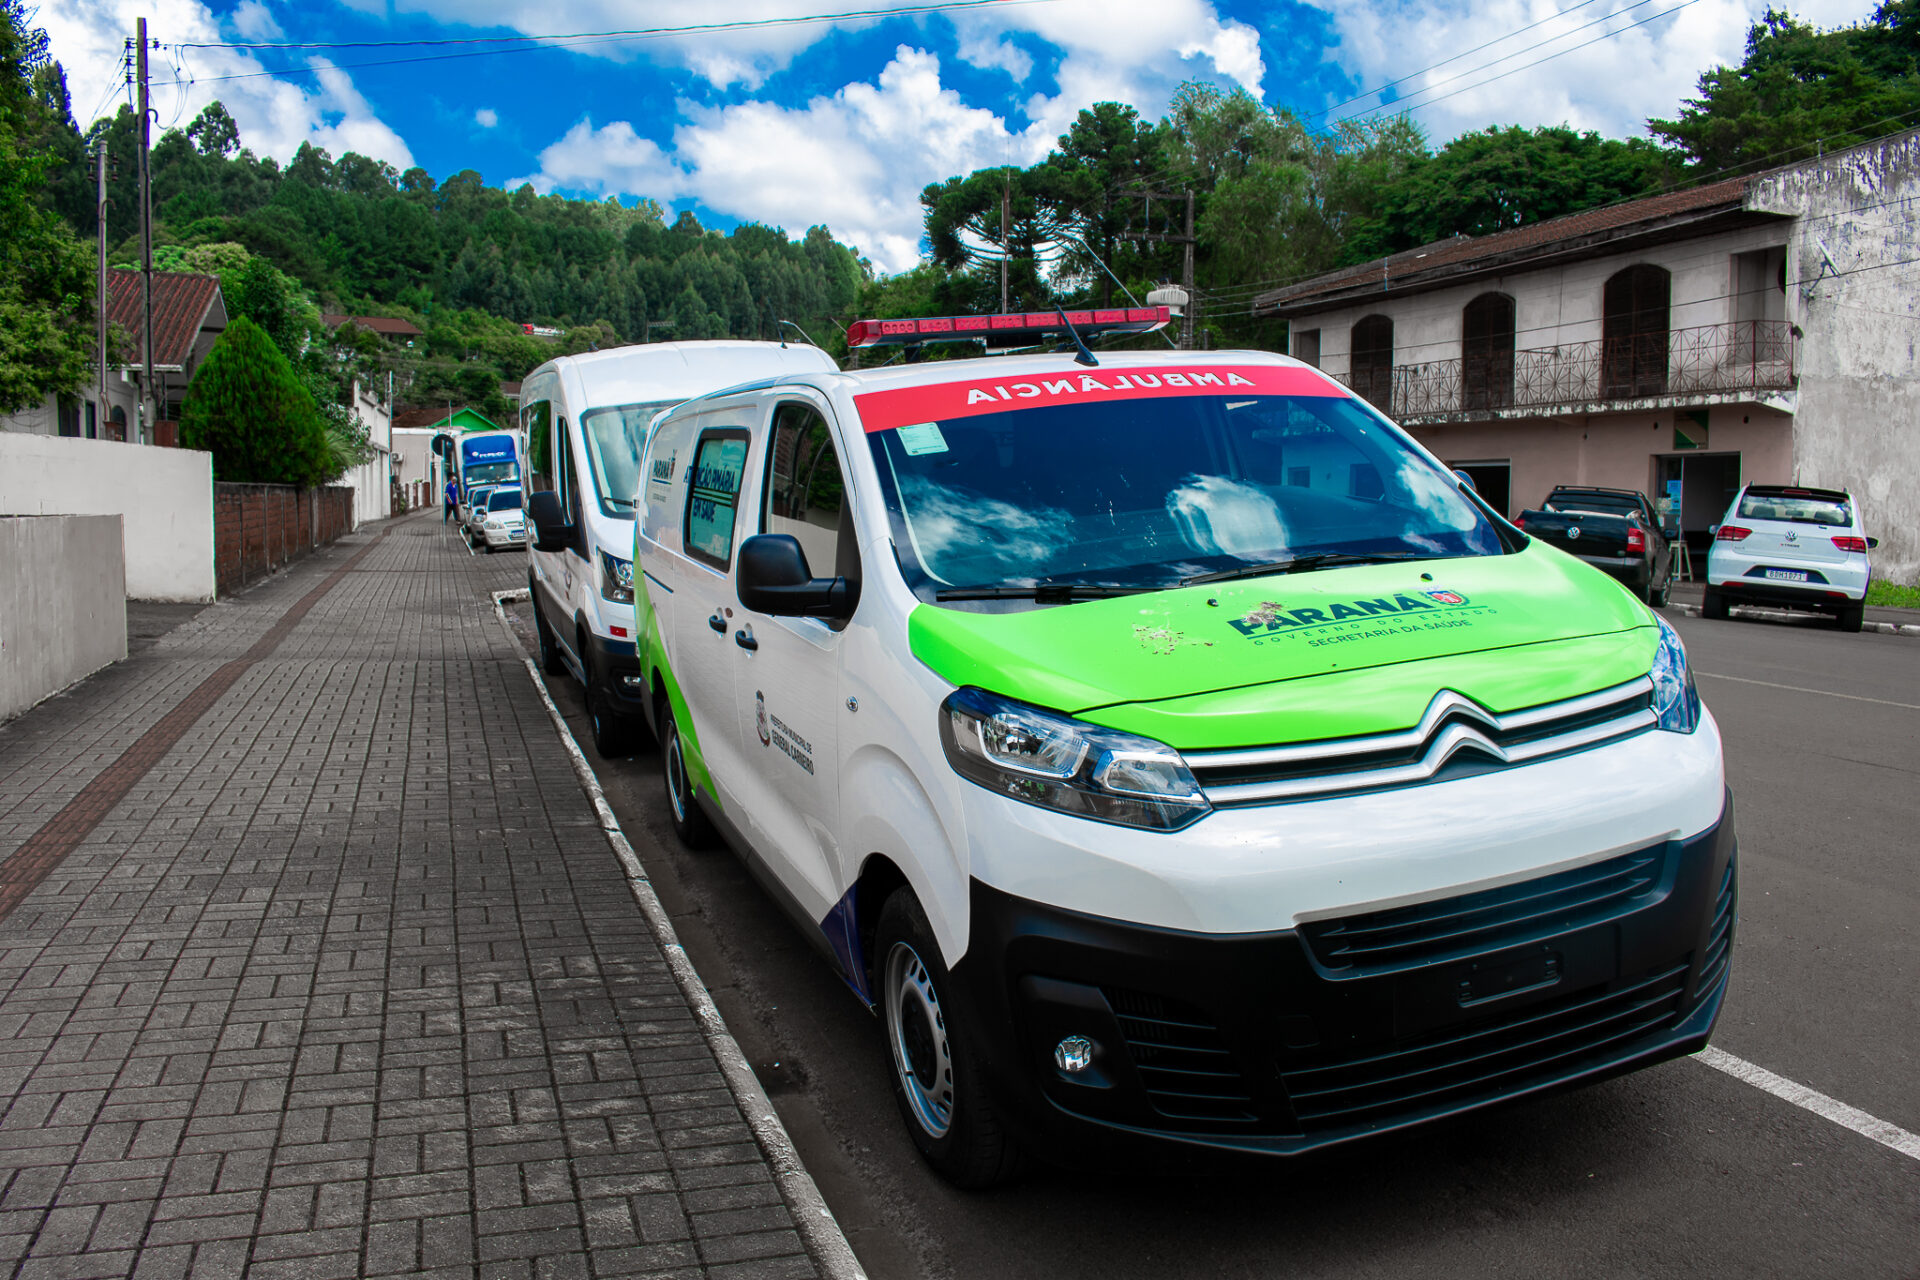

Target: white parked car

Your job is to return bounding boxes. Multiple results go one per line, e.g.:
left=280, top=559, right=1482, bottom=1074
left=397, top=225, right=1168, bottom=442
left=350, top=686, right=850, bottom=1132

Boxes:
left=475, top=486, right=526, bottom=553
left=1704, top=484, right=1875, bottom=631
left=461, top=485, right=495, bottom=538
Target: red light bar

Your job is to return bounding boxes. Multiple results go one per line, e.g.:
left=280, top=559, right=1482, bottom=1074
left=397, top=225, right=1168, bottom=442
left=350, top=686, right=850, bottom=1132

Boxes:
left=847, top=307, right=1171, bottom=349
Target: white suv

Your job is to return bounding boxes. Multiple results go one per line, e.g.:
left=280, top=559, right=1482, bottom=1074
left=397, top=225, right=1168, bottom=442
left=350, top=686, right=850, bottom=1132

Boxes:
left=1704, top=484, right=1875, bottom=631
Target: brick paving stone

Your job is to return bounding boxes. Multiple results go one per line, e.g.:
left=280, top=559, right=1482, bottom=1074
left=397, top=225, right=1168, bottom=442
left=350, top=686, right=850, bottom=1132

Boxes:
left=0, top=518, right=823, bottom=1279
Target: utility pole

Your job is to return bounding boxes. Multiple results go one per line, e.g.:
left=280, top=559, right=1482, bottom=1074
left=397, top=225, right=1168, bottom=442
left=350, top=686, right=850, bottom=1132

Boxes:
left=1117, top=188, right=1199, bottom=349
left=137, top=18, right=154, bottom=445
left=93, top=139, right=109, bottom=440
left=1000, top=168, right=1010, bottom=313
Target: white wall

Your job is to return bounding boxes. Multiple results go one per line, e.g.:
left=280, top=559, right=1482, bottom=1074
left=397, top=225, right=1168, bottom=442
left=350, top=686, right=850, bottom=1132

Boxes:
left=1294, top=223, right=1795, bottom=380
left=1752, top=131, right=1920, bottom=583
left=0, top=434, right=214, bottom=602
left=0, top=515, right=126, bottom=724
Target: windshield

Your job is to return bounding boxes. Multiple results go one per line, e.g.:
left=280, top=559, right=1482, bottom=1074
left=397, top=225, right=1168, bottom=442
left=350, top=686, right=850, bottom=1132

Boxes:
left=487, top=489, right=523, bottom=512
left=581, top=401, right=680, bottom=518
left=1738, top=489, right=1851, bottom=526
left=463, top=461, right=517, bottom=487
left=1547, top=491, right=1639, bottom=516
left=867, top=390, right=1504, bottom=606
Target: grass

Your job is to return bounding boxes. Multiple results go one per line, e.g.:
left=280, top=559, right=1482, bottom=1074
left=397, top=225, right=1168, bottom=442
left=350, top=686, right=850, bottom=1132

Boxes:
left=1866, top=580, right=1920, bottom=609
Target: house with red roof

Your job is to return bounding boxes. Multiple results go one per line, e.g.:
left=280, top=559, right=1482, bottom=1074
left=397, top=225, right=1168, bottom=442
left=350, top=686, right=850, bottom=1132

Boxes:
left=1254, top=128, right=1920, bottom=580
left=0, top=269, right=226, bottom=445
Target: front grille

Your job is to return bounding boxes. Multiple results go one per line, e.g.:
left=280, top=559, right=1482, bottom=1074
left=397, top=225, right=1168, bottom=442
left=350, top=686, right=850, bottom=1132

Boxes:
left=1695, top=857, right=1736, bottom=993
left=1186, top=677, right=1654, bottom=805
left=1280, top=963, right=1688, bottom=1130
left=1102, top=987, right=1255, bottom=1123
left=1298, top=845, right=1668, bottom=977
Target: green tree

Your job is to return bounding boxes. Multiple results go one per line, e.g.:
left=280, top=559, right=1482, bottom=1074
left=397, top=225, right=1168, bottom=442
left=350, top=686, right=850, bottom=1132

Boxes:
left=1340, top=124, right=1673, bottom=261
left=1650, top=4, right=1920, bottom=172
left=0, top=0, right=92, bottom=413
left=180, top=316, right=332, bottom=487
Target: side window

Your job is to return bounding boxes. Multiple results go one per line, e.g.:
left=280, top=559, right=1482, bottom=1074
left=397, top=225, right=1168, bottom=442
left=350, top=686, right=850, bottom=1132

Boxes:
left=526, top=401, right=554, bottom=493
left=763, top=403, right=848, bottom=578
left=685, top=430, right=750, bottom=572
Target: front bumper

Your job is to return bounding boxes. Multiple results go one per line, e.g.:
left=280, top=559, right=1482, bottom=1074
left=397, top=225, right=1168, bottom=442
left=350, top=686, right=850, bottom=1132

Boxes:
left=585, top=627, right=648, bottom=718
left=948, top=795, right=1736, bottom=1164
left=482, top=524, right=527, bottom=548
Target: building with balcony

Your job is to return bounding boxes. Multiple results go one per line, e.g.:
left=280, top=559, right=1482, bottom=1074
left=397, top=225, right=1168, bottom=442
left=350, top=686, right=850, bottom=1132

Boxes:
left=1255, top=130, right=1920, bottom=578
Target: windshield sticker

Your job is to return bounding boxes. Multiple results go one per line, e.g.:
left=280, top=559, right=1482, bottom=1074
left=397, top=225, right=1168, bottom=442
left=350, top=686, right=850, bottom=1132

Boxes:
left=1230, top=589, right=1497, bottom=647
left=855, top=364, right=1340, bottom=433
left=896, top=422, right=950, bottom=456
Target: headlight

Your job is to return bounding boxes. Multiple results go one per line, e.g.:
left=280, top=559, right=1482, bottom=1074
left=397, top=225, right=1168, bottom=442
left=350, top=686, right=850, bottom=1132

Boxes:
left=939, top=687, right=1210, bottom=831
left=1649, top=615, right=1701, bottom=733
left=600, top=550, right=635, bottom=604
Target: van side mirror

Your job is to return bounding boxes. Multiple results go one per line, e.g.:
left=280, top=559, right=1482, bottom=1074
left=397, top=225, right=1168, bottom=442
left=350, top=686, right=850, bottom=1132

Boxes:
left=1866, top=536, right=1879, bottom=549
left=1452, top=469, right=1477, bottom=490
left=527, top=490, right=576, bottom=554
left=737, top=535, right=858, bottom=620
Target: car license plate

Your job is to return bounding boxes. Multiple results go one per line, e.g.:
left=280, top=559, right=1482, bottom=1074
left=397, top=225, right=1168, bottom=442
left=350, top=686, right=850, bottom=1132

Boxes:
left=1764, top=569, right=1808, bottom=582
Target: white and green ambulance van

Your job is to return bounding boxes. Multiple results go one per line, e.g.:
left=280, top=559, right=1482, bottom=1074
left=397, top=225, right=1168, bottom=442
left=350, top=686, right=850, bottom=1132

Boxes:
left=625, top=311, right=1735, bottom=1187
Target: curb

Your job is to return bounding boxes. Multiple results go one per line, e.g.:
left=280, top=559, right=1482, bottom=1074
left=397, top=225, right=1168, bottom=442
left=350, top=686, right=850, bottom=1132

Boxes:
left=1671, top=602, right=1920, bottom=635
left=491, top=590, right=868, bottom=1280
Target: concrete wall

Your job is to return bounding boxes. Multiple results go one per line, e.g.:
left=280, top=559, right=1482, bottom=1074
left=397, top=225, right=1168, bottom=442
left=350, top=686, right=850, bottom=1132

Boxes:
left=0, top=433, right=214, bottom=602
left=1752, top=131, right=1920, bottom=582
left=0, top=516, right=127, bottom=725
left=1294, top=222, right=1794, bottom=381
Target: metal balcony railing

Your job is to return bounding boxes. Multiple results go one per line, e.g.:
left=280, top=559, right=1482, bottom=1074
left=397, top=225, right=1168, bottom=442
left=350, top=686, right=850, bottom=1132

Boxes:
left=1340, top=321, right=1796, bottom=419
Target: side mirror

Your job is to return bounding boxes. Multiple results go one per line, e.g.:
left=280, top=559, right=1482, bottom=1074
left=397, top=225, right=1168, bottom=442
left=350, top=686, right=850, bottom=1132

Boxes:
left=737, top=534, right=858, bottom=620
left=1452, top=469, right=1477, bottom=491
left=1866, top=536, right=1879, bottom=549
left=1708, top=524, right=1720, bottom=537
left=527, top=490, right=576, bottom=554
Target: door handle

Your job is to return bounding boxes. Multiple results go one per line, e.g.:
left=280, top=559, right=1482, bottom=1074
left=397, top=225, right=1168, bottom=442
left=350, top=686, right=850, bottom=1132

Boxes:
left=734, top=627, right=758, bottom=652
left=708, top=613, right=726, bottom=633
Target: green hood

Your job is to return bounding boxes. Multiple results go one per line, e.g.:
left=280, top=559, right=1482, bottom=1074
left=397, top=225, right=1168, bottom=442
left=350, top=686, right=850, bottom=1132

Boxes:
left=907, top=543, right=1657, bottom=749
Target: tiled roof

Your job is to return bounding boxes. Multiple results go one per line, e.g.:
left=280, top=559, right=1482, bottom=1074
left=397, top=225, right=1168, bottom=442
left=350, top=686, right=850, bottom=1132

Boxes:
left=322, top=313, right=424, bottom=338
left=1255, top=177, right=1755, bottom=315
left=393, top=406, right=462, bottom=430
left=104, top=269, right=223, bottom=369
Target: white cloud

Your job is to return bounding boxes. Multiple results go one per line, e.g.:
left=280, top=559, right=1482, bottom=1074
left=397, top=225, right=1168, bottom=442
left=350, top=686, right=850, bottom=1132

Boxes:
left=230, top=0, right=282, bottom=40
left=475, top=107, right=499, bottom=128
left=954, top=29, right=1034, bottom=81
left=515, top=47, right=1055, bottom=273
left=1305, top=0, right=1873, bottom=142
left=41, top=0, right=413, bottom=170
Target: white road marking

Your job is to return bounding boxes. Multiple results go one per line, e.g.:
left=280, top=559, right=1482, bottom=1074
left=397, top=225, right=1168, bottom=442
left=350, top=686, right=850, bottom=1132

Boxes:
left=1696, top=670, right=1920, bottom=711
left=1695, top=1047, right=1920, bottom=1162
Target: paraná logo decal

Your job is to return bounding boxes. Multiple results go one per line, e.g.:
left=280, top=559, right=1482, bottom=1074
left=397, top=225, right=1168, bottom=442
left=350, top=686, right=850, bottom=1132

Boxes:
left=1230, top=589, right=1493, bottom=648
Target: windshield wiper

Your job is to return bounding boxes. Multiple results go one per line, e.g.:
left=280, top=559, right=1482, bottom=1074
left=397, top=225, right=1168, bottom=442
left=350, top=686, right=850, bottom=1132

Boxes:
left=1180, top=551, right=1446, bottom=587
left=934, top=582, right=1152, bottom=602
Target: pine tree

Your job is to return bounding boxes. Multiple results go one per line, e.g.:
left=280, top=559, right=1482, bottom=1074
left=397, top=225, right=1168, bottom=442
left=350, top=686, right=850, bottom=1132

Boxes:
left=180, top=316, right=331, bottom=488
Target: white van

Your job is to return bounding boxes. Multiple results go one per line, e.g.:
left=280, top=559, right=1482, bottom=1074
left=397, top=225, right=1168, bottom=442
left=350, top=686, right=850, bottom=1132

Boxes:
left=520, top=342, right=838, bottom=756
left=626, top=313, right=1733, bottom=1188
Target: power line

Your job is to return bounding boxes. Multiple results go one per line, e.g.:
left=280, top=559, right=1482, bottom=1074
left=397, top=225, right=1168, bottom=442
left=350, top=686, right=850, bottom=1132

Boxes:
left=1313, top=0, right=1613, bottom=121
left=1336, top=0, right=1707, bottom=126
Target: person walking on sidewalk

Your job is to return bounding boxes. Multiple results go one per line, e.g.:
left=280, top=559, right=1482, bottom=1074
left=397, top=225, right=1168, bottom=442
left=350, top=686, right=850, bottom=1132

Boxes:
left=444, top=478, right=458, bottom=524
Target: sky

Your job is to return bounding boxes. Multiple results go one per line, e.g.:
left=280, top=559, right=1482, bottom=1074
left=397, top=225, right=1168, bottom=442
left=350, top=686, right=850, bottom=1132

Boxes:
left=41, top=0, right=1879, bottom=274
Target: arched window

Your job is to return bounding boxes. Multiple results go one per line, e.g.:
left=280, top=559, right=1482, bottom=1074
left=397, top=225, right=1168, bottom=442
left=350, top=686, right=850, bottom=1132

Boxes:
left=1462, top=293, right=1515, bottom=410
left=1350, top=315, right=1394, bottom=411
left=1602, top=264, right=1670, bottom=397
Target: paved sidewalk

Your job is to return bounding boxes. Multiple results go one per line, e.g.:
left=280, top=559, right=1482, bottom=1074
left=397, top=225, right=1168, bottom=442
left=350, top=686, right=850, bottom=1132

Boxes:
left=0, top=515, right=826, bottom=1279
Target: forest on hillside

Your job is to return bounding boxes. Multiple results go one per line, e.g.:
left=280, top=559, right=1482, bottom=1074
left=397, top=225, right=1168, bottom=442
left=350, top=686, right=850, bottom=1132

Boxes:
left=4, top=0, right=1917, bottom=416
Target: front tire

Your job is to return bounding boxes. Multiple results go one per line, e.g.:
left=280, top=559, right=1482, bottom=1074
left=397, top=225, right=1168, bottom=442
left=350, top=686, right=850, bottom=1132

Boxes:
left=876, top=890, right=1023, bottom=1189
left=660, top=703, right=718, bottom=849
left=1702, top=587, right=1730, bottom=620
